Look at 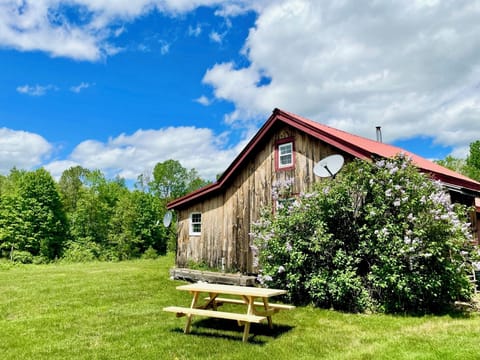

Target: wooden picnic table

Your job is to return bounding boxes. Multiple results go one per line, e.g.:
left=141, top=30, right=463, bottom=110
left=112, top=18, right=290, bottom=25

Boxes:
left=164, top=282, right=294, bottom=342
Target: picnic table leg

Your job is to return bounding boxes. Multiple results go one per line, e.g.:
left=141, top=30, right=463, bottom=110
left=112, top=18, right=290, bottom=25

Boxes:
left=184, top=291, right=199, bottom=334
left=262, top=297, right=273, bottom=328
left=206, top=292, right=219, bottom=310
left=242, top=296, right=255, bottom=342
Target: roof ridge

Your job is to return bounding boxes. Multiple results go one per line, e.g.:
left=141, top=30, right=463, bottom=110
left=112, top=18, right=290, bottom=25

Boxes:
left=277, top=108, right=480, bottom=186
left=168, top=108, right=480, bottom=209
left=279, top=108, right=396, bottom=149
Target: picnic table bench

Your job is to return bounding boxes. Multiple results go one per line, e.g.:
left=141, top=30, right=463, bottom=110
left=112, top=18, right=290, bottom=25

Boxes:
left=164, top=282, right=294, bottom=342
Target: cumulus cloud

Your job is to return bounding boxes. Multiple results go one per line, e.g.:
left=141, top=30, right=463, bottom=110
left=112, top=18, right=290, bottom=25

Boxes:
left=0, top=2, right=105, bottom=61
left=4, top=0, right=480, bottom=177
left=202, top=0, right=480, bottom=158
left=48, top=127, right=239, bottom=181
left=0, top=128, right=52, bottom=173
left=0, top=0, right=257, bottom=61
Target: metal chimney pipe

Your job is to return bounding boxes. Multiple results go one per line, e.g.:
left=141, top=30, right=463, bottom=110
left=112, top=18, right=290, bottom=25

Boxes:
left=376, top=126, right=382, bottom=143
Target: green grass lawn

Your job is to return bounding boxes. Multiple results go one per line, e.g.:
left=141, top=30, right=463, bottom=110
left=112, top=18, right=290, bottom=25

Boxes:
left=1, top=254, right=479, bottom=360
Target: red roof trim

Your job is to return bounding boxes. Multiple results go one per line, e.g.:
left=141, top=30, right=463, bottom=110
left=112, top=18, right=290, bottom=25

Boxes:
left=168, top=108, right=480, bottom=209
left=167, top=110, right=280, bottom=209
left=166, top=182, right=219, bottom=209
left=274, top=111, right=372, bottom=160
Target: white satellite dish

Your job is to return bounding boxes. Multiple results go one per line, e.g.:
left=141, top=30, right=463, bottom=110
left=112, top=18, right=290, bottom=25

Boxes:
left=313, top=154, right=344, bottom=178
left=163, top=211, right=173, bottom=227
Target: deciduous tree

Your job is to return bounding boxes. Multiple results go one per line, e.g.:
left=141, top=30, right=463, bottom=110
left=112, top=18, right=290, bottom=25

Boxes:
left=149, top=159, right=209, bottom=200
left=466, top=140, right=480, bottom=181
left=108, top=190, right=167, bottom=259
left=0, top=168, right=68, bottom=260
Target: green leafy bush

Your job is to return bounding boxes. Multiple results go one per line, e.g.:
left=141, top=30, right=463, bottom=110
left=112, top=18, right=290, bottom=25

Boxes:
left=11, top=250, right=34, bottom=264
left=61, top=239, right=101, bottom=263
left=251, top=155, right=477, bottom=313
left=141, top=246, right=158, bottom=259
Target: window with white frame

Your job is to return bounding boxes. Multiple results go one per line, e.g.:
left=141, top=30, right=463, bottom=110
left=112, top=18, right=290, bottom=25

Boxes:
left=278, top=141, right=293, bottom=169
left=189, top=212, right=202, bottom=235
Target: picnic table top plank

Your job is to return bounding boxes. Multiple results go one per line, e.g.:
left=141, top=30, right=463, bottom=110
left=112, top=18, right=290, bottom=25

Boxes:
left=176, top=283, right=287, bottom=298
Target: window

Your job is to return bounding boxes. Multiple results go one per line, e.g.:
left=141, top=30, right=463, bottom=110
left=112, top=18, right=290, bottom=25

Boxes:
left=190, top=212, right=202, bottom=235
left=275, top=138, right=295, bottom=171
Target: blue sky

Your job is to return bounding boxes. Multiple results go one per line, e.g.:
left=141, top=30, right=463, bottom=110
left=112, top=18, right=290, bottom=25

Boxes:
left=1, top=1, right=480, bottom=183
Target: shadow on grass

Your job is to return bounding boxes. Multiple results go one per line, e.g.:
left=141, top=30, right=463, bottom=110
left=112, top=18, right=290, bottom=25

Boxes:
left=387, top=300, right=480, bottom=319
left=170, top=318, right=294, bottom=344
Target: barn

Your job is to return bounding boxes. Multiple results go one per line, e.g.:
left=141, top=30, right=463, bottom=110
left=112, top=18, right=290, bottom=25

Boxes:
left=167, top=108, right=480, bottom=275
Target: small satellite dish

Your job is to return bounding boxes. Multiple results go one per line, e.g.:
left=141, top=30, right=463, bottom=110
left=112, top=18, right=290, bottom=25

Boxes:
left=313, top=154, right=344, bottom=178
left=163, top=211, right=173, bottom=227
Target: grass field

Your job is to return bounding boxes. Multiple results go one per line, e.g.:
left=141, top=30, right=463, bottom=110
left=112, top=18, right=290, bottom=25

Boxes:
left=1, top=254, right=479, bottom=360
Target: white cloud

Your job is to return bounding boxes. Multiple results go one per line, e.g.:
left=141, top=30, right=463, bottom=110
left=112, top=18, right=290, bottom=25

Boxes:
left=202, top=62, right=268, bottom=123
left=188, top=24, right=202, bottom=37
left=201, top=0, right=480, bottom=158
left=70, top=82, right=94, bottom=93
left=54, top=127, right=238, bottom=181
left=4, top=0, right=480, bottom=177
left=17, top=84, right=58, bottom=96
left=159, top=40, right=170, bottom=55
left=114, top=26, right=126, bottom=38
left=0, top=128, right=52, bottom=173
left=0, top=2, right=106, bottom=61
left=137, top=43, right=150, bottom=52
left=209, top=31, right=223, bottom=43
left=0, top=0, right=258, bottom=61
left=0, top=125, right=242, bottom=183
left=195, top=95, right=212, bottom=106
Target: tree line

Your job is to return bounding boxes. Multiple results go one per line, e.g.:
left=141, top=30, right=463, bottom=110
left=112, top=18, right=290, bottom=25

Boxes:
left=436, top=140, right=480, bottom=181
left=0, top=160, right=210, bottom=263
left=1, top=140, right=478, bottom=266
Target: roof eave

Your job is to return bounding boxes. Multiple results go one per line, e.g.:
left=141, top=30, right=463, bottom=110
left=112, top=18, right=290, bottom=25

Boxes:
left=275, top=111, right=372, bottom=160
left=167, top=108, right=480, bottom=210
left=166, top=182, right=220, bottom=210
left=167, top=110, right=282, bottom=210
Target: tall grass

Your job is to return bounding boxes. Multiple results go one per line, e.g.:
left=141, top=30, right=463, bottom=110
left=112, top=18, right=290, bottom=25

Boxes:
left=1, top=255, right=479, bottom=359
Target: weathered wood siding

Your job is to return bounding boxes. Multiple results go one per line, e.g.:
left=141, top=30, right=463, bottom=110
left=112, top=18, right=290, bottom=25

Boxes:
left=175, top=124, right=350, bottom=273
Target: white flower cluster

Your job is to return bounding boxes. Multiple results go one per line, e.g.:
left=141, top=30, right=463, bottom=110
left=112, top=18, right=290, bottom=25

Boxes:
left=271, top=177, right=295, bottom=200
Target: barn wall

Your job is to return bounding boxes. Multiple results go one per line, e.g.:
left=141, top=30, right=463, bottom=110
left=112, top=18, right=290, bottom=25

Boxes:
left=175, top=195, right=225, bottom=269
left=174, top=124, right=350, bottom=273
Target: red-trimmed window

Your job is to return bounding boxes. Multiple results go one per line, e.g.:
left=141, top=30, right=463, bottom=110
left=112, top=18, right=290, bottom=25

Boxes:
left=275, top=138, right=295, bottom=171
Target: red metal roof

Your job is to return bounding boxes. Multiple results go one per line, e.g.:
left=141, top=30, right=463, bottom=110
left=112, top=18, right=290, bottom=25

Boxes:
left=168, top=108, right=480, bottom=209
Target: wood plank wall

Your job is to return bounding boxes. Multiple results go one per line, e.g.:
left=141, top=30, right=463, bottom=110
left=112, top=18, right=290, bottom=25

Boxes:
left=175, top=124, right=348, bottom=273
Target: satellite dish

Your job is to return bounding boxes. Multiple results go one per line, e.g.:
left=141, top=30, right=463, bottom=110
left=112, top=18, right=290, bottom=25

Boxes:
left=313, top=154, right=344, bottom=178
left=163, top=211, right=173, bottom=227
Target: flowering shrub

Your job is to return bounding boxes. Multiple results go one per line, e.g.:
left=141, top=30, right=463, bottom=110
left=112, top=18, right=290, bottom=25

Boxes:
left=251, top=155, right=477, bottom=313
